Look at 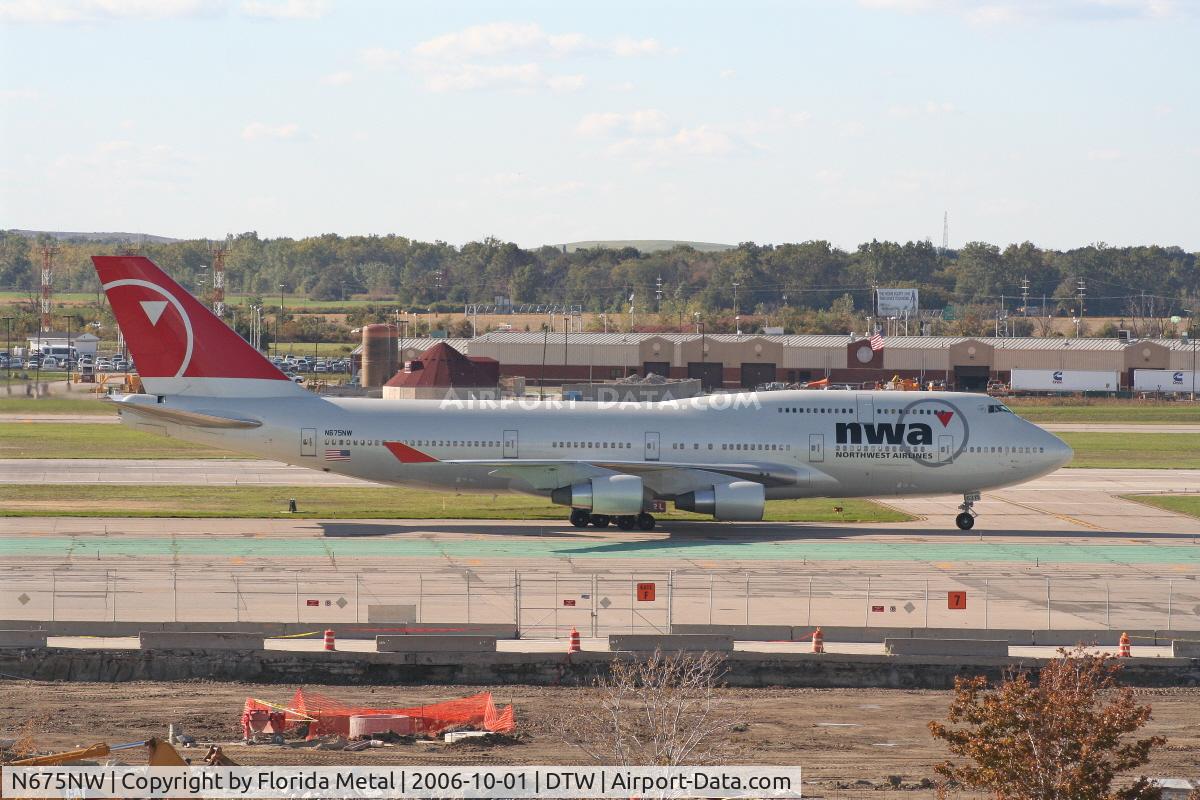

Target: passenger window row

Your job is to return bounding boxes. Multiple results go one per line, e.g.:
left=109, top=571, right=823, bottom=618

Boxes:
left=551, top=441, right=632, bottom=449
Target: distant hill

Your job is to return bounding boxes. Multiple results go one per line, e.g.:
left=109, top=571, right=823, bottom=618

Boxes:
left=559, top=239, right=734, bottom=253
left=7, top=229, right=182, bottom=244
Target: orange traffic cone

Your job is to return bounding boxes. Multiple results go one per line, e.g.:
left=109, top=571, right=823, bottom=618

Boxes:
left=812, top=627, right=824, bottom=654
left=1118, top=631, right=1130, bottom=657
left=568, top=627, right=581, bottom=653
left=324, top=629, right=336, bottom=651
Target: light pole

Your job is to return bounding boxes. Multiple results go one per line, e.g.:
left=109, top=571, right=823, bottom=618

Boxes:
left=63, top=315, right=73, bottom=385
left=276, top=284, right=285, bottom=359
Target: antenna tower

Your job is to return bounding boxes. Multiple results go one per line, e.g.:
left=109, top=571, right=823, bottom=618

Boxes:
left=1020, top=275, right=1030, bottom=317
left=39, top=244, right=59, bottom=332
left=209, top=240, right=228, bottom=319
left=941, top=211, right=948, bottom=253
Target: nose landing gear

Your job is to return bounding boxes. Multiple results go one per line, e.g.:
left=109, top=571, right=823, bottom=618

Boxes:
left=955, top=492, right=980, bottom=530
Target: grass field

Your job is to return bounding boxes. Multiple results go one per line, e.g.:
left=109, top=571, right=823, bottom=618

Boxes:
left=1120, top=494, right=1200, bottom=519
left=1009, top=400, right=1199, bottom=424
left=1057, top=432, right=1200, bottom=468
left=0, top=423, right=232, bottom=458
left=0, top=396, right=115, bottom=414
left=0, top=484, right=909, bottom=522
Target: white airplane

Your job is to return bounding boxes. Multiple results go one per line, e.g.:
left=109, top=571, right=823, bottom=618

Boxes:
left=94, top=255, right=1072, bottom=531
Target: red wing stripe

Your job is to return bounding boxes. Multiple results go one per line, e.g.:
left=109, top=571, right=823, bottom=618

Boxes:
left=384, top=441, right=438, bottom=463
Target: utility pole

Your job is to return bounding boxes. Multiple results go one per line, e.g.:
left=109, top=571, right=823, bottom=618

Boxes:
left=3, top=317, right=13, bottom=380
left=1020, top=276, right=1030, bottom=318
left=1075, top=278, right=1087, bottom=337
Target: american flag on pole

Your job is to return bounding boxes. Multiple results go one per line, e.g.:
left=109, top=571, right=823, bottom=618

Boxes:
left=869, top=329, right=885, bottom=351
left=324, top=449, right=351, bottom=461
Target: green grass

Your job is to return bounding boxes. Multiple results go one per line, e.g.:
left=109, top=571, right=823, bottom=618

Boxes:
left=1009, top=401, right=1199, bottom=424
left=0, top=396, right=115, bottom=414
left=1120, top=495, right=1200, bottom=519
left=1057, top=432, right=1200, bottom=468
left=0, top=483, right=909, bottom=522
left=0, top=423, right=234, bottom=458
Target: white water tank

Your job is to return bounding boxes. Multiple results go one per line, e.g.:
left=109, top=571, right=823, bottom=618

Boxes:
left=349, top=714, right=414, bottom=738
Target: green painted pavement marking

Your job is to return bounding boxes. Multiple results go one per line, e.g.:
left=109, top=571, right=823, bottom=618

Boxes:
left=0, top=535, right=1197, bottom=564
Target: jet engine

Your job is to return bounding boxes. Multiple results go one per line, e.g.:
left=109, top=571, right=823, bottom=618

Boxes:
left=551, top=474, right=645, bottom=515
left=675, top=480, right=765, bottom=521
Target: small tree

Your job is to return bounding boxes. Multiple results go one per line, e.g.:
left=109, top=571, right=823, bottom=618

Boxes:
left=929, top=647, right=1165, bottom=800
left=547, top=649, right=746, bottom=766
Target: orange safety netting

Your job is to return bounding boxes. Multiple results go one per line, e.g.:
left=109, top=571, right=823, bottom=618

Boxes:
left=242, top=689, right=515, bottom=739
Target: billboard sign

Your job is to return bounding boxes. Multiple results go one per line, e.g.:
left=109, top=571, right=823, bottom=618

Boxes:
left=1133, top=369, right=1195, bottom=393
left=1010, top=369, right=1119, bottom=392
left=876, top=288, right=919, bottom=317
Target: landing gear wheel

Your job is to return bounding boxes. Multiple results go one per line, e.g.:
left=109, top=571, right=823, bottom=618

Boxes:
left=569, top=509, right=590, bottom=528
left=956, top=491, right=979, bottom=531
left=590, top=514, right=611, bottom=528
left=615, top=515, right=637, bottom=530
left=636, top=512, right=656, bottom=531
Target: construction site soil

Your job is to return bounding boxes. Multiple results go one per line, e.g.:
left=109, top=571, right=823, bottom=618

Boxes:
left=2, top=681, right=1197, bottom=796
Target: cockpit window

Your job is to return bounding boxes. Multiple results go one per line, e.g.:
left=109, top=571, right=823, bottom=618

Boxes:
left=986, top=404, right=1013, bottom=414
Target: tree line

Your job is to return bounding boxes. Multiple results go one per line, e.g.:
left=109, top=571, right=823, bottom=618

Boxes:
left=1, top=230, right=1196, bottom=333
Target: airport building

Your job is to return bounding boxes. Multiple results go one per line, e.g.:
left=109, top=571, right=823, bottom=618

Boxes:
left=420, top=332, right=1200, bottom=392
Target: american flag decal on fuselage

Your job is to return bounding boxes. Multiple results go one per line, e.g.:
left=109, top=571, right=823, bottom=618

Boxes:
left=325, top=449, right=351, bottom=461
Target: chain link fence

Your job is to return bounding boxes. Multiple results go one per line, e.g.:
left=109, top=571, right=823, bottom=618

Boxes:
left=1, top=568, right=1196, bottom=636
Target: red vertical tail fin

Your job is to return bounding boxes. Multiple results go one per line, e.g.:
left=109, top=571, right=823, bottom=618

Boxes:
left=92, top=255, right=302, bottom=397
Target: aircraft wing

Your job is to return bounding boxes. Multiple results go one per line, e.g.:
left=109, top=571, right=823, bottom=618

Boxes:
left=441, top=458, right=809, bottom=487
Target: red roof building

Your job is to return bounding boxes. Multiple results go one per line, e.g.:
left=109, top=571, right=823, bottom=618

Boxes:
left=382, top=342, right=501, bottom=400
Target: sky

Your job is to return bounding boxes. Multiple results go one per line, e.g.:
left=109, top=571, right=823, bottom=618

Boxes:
left=1, top=0, right=1197, bottom=250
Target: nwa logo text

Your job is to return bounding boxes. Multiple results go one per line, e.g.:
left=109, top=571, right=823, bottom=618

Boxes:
left=836, top=421, right=934, bottom=446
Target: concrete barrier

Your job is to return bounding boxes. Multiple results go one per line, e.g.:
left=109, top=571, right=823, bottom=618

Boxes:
left=670, top=624, right=792, bottom=641
left=376, top=636, right=496, bottom=653
left=0, top=629, right=47, bottom=648
left=367, top=605, right=417, bottom=623
left=609, top=634, right=734, bottom=652
left=885, top=638, right=1009, bottom=657
left=139, top=631, right=264, bottom=651
left=1171, top=640, right=1200, bottom=658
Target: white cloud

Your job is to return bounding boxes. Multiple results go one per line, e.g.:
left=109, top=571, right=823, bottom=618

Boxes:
left=0, top=0, right=222, bottom=23
left=241, top=121, right=300, bottom=141
left=889, top=100, right=957, bottom=117
left=0, top=88, right=39, bottom=100
left=398, top=22, right=672, bottom=93
left=608, top=125, right=739, bottom=160
left=719, top=68, right=736, bottom=79
left=319, top=70, right=353, bottom=86
left=1087, top=148, right=1123, bottom=160
left=420, top=63, right=584, bottom=93
left=577, top=109, right=669, bottom=136
left=240, top=0, right=326, bottom=19
left=50, top=139, right=193, bottom=184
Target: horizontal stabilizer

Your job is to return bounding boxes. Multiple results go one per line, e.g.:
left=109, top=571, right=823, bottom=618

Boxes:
left=108, top=398, right=262, bottom=429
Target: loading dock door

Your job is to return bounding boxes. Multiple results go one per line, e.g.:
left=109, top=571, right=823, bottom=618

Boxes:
left=644, top=431, right=660, bottom=461
left=954, top=365, right=990, bottom=392
left=741, top=362, right=777, bottom=388
left=809, top=433, right=824, bottom=463
left=687, top=362, right=723, bottom=391
left=300, top=428, right=316, bottom=457
left=503, top=430, right=519, bottom=458
left=643, top=361, right=670, bottom=378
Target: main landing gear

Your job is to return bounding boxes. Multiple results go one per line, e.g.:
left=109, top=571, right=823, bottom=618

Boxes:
left=955, top=492, right=980, bottom=530
left=569, top=509, right=656, bottom=531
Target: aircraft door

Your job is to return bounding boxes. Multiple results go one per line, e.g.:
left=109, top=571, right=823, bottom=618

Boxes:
left=300, top=428, right=316, bottom=457
left=644, top=431, right=660, bottom=461
left=503, top=430, right=519, bottom=459
left=937, top=434, right=953, bottom=464
left=857, top=394, right=874, bottom=422
left=808, top=433, right=824, bottom=463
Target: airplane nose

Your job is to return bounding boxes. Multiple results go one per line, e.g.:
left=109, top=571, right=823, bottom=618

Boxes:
left=1043, top=432, right=1073, bottom=469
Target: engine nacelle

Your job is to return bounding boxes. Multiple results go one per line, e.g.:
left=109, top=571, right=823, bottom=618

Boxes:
left=551, top=474, right=645, bottom=515
left=676, top=481, right=765, bottom=521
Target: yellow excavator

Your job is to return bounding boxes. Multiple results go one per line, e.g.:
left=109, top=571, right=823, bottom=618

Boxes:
left=7, top=737, right=189, bottom=767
